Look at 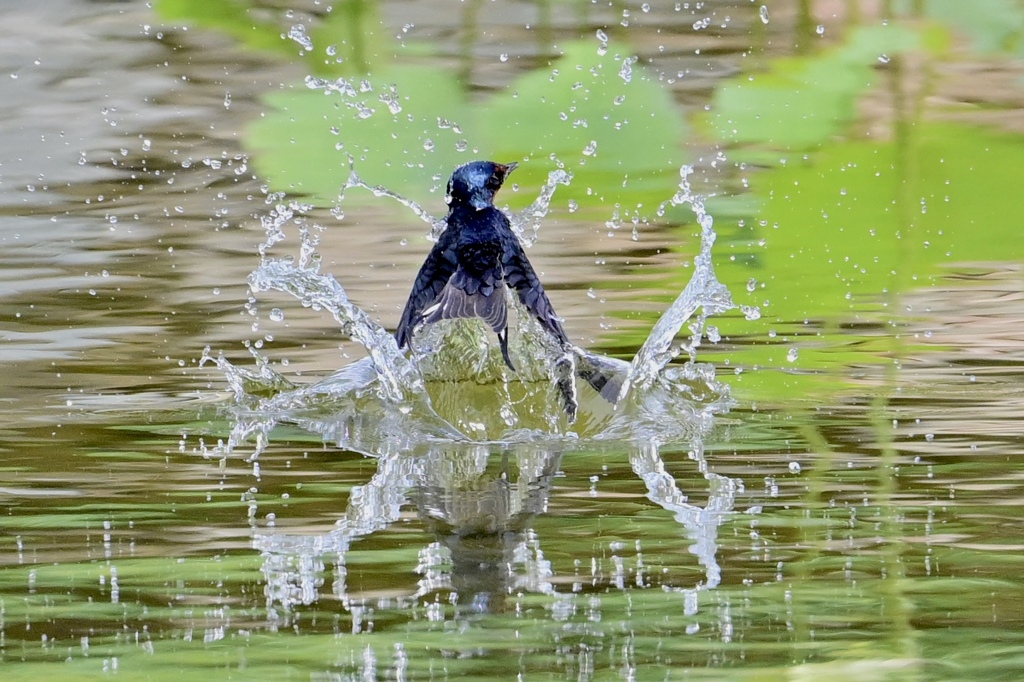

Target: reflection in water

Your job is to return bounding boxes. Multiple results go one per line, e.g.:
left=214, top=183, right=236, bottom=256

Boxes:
left=630, top=442, right=738, bottom=602
left=255, top=436, right=739, bottom=621
left=256, top=444, right=564, bottom=615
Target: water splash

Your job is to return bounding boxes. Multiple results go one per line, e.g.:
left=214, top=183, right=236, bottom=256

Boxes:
left=287, top=24, right=314, bottom=52
left=340, top=163, right=447, bottom=240
left=248, top=259, right=421, bottom=404
left=207, top=160, right=737, bottom=455
left=618, top=56, right=638, bottom=84
left=338, top=160, right=573, bottom=250
left=619, top=166, right=735, bottom=400
left=202, top=159, right=745, bottom=626
left=252, top=191, right=421, bottom=405
left=508, top=168, right=573, bottom=247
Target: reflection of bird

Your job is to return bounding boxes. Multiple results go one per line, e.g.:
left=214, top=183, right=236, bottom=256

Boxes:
left=411, top=448, right=564, bottom=613
left=395, top=160, right=568, bottom=370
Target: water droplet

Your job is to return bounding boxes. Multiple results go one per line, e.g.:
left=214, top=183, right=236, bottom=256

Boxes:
left=455, top=140, right=468, bottom=152
left=759, top=5, right=769, bottom=24
left=582, top=140, right=598, bottom=156
left=382, top=94, right=402, bottom=115
left=422, top=139, right=434, bottom=151
left=788, top=461, right=802, bottom=474
left=618, top=56, right=637, bottom=83
left=567, top=199, right=578, bottom=213
left=287, top=24, right=314, bottom=52
left=746, top=278, right=757, bottom=293
left=786, top=347, right=799, bottom=363
left=878, top=54, right=891, bottom=64
left=141, top=139, right=152, bottom=152
left=499, top=53, right=509, bottom=62
left=816, top=24, right=825, bottom=36
left=269, top=308, right=285, bottom=322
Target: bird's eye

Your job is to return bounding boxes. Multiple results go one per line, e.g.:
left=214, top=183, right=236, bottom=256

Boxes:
left=485, top=175, right=502, bottom=191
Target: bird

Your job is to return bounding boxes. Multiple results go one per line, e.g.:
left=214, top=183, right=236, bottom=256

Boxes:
left=395, top=160, right=569, bottom=371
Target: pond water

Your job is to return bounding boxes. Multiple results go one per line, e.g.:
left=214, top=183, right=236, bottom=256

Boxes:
left=3, top=0, right=1024, bottom=679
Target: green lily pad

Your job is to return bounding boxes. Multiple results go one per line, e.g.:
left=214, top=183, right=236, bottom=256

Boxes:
left=480, top=39, right=688, bottom=210
left=915, top=0, right=1024, bottom=54
left=248, top=65, right=471, bottom=206
left=707, top=24, right=921, bottom=150
left=629, top=121, right=1024, bottom=403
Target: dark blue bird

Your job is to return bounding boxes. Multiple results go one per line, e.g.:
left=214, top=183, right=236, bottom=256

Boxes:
left=395, top=160, right=569, bottom=370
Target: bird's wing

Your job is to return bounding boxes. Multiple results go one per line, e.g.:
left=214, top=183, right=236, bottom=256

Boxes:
left=501, top=233, right=570, bottom=346
left=423, top=269, right=507, bottom=332
left=395, top=231, right=458, bottom=349
left=422, top=270, right=513, bottom=369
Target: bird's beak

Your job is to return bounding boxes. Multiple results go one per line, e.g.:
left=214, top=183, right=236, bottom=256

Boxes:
left=498, top=161, right=518, bottom=179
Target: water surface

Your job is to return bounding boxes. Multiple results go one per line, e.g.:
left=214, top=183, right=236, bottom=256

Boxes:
left=2, top=1, right=1024, bottom=679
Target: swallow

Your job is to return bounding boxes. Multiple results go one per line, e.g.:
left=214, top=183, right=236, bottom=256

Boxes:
left=395, top=160, right=569, bottom=370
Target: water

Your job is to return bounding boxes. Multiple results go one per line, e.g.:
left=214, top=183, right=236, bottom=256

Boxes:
left=3, top=1, right=1024, bottom=679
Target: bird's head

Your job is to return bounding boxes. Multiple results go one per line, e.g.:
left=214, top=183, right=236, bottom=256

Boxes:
left=446, top=160, right=518, bottom=210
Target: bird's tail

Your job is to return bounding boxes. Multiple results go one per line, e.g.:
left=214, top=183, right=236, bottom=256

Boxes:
left=551, top=348, right=628, bottom=423
left=571, top=348, right=628, bottom=404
